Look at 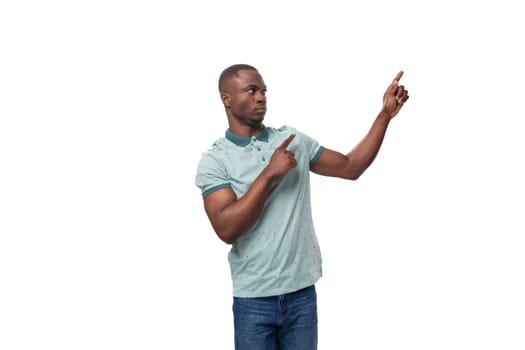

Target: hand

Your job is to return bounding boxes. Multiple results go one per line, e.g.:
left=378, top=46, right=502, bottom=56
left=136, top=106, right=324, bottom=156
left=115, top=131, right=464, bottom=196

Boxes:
left=382, top=71, right=409, bottom=118
left=266, top=133, right=297, bottom=179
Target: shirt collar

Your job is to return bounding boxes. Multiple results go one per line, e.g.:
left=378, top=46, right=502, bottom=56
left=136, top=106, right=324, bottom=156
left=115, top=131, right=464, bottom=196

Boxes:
left=225, top=127, right=269, bottom=147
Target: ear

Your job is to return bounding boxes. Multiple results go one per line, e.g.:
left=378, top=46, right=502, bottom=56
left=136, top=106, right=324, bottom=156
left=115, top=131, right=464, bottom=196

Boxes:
left=221, top=93, right=231, bottom=108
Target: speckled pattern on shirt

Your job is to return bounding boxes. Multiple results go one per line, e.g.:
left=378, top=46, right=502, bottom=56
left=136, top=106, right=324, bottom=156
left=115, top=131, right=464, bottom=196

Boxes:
left=196, top=125, right=325, bottom=297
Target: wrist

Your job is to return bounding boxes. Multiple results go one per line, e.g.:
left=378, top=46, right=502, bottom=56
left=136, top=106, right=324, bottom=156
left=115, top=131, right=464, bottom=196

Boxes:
left=377, top=109, right=392, bottom=123
left=261, top=166, right=277, bottom=182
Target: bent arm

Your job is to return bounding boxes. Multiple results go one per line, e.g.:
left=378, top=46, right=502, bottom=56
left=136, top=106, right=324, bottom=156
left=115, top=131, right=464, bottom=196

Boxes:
left=203, top=168, right=275, bottom=244
left=203, top=133, right=297, bottom=244
left=311, top=71, right=409, bottom=180
left=311, top=111, right=391, bottom=180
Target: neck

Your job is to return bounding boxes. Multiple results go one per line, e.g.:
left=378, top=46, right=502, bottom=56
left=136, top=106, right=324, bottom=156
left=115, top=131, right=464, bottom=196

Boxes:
left=227, top=120, right=264, bottom=137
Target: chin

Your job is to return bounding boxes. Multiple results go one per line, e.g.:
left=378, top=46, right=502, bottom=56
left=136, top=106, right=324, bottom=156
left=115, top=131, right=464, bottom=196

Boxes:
left=249, top=115, right=264, bottom=124
left=254, top=112, right=266, bottom=121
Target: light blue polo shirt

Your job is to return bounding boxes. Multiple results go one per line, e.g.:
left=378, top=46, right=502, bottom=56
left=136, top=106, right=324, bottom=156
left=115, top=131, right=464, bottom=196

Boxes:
left=195, top=125, right=325, bottom=297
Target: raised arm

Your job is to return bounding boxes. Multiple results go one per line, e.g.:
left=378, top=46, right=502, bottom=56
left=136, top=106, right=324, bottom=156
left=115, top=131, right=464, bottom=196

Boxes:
left=311, top=71, right=409, bottom=180
left=203, top=134, right=297, bottom=244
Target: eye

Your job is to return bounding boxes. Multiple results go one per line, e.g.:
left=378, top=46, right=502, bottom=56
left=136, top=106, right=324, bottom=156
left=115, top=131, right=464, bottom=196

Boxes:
left=248, top=88, right=255, bottom=94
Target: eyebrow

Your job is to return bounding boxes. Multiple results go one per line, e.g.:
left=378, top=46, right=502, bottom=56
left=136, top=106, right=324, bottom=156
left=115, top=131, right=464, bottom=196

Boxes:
left=243, top=84, right=266, bottom=91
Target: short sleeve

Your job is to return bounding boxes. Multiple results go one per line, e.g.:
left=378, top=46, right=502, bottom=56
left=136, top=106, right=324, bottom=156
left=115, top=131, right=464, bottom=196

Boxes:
left=195, top=153, right=231, bottom=197
left=298, top=131, right=325, bottom=166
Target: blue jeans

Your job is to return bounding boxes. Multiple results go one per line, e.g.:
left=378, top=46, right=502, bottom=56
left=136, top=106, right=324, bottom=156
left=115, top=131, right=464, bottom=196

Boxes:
left=232, top=285, right=318, bottom=350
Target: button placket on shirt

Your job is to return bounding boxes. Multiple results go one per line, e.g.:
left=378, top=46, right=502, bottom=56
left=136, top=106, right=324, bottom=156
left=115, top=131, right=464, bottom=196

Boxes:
left=252, top=138, right=267, bottom=163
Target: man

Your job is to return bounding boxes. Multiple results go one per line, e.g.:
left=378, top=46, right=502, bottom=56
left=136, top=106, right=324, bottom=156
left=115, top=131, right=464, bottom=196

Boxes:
left=195, top=64, right=409, bottom=349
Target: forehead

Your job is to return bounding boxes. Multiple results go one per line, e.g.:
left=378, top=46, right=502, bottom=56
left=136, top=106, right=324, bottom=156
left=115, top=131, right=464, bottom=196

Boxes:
left=231, top=69, right=265, bottom=87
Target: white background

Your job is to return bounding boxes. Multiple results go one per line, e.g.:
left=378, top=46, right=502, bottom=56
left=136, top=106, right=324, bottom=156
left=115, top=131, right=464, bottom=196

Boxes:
left=1, top=1, right=524, bottom=349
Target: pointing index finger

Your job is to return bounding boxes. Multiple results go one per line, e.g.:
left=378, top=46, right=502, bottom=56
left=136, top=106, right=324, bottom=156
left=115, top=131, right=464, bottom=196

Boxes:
left=279, top=133, right=296, bottom=150
left=393, top=71, right=404, bottom=84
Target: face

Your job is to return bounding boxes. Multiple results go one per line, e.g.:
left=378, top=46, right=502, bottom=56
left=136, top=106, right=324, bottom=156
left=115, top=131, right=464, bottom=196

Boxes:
left=221, top=69, right=267, bottom=128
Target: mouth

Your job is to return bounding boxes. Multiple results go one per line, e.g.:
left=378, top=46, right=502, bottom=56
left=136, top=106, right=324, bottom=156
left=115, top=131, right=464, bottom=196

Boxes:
left=254, top=106, right=266, bottom=113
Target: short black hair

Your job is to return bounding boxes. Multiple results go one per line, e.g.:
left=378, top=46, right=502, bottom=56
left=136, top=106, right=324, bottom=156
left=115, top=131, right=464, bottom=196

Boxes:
left=218, top=64, right=258, bottom=93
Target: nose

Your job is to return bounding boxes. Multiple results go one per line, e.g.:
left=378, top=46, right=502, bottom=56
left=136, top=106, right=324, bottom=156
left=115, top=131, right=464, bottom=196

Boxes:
left=256, top=90, right=266, bottom=102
